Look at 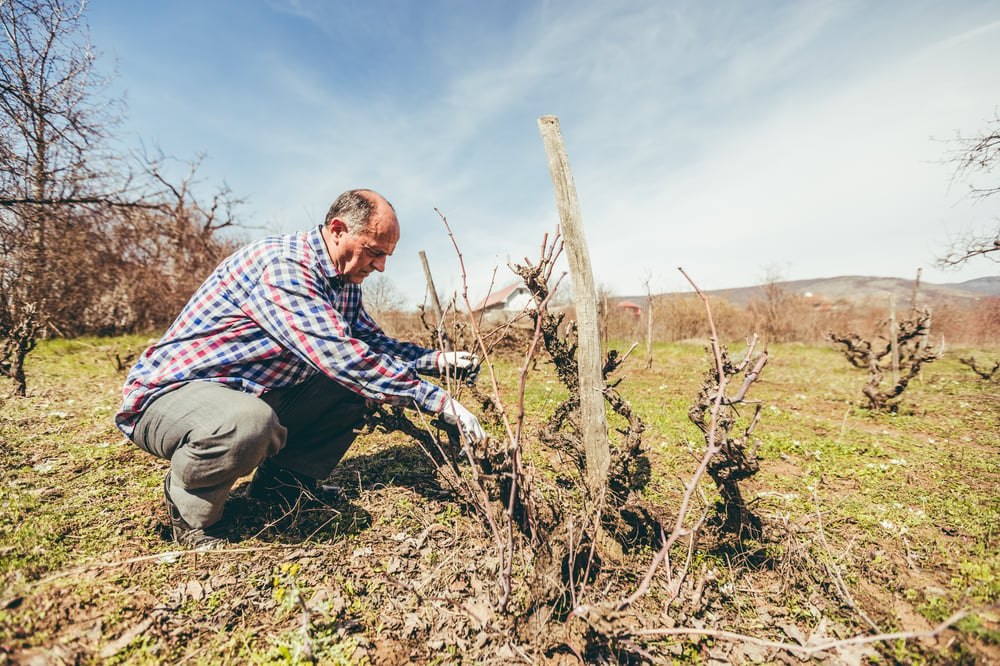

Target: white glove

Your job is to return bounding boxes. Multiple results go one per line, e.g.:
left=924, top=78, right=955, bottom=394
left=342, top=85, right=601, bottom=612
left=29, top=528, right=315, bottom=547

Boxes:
left=441, top=398, right=486, bottom=443
left=437, top=351, right=479, bottom=375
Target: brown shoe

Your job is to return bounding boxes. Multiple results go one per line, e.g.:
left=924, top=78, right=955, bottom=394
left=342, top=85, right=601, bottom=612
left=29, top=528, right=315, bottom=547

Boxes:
left=164, top=474, right=229, bottom=549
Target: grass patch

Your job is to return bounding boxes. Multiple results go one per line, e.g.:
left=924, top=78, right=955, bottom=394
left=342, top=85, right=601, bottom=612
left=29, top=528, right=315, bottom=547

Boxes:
left=0, top=336, right=997, bottom=663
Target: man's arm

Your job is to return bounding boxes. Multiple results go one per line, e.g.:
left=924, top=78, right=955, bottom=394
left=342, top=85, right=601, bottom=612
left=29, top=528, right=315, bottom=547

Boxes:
left=352, top=303, right=441, bottom=374
left=242, top=257, right=447, bottom=413
left=354, top=308, right=480, bottom=379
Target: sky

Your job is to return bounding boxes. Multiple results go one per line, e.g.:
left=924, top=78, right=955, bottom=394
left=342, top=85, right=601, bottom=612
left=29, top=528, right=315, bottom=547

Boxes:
left=87, top=0, right=1000, bottom=306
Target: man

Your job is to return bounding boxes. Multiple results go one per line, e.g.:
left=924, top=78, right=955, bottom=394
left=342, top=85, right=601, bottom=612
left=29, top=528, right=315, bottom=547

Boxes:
left=115, top=189, right=484, bottom=548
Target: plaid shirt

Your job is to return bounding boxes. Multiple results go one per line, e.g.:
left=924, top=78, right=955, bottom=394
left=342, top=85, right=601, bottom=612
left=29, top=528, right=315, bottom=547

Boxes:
left=115, top=225, right=448, bottom=438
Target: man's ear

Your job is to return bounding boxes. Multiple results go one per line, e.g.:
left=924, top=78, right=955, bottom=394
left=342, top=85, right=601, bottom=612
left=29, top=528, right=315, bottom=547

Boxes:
left=328, top=218, right=348, bottom=239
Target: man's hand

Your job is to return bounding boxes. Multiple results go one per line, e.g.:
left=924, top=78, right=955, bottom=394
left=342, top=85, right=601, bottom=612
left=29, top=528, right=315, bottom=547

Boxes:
left=441, top=398, right=486, bottom=443
left=436, top=351, right=479, bottom=375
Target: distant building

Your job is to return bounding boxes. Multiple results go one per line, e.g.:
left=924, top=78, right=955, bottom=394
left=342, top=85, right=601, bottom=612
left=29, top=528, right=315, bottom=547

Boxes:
left=473, top=283, right=535, bottom=318
left=616, top=300, right=642, bottom=317
left=803, top=292, right=833, bottom=311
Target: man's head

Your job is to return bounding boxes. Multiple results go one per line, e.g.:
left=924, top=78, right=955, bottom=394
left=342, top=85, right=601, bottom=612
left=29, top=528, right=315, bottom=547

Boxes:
left=322, top=189, right=400, bottom=284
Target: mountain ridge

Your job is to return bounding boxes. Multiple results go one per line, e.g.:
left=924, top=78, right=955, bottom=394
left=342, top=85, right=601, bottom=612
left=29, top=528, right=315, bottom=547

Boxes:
left=619, top=275, right=1000, bottom=308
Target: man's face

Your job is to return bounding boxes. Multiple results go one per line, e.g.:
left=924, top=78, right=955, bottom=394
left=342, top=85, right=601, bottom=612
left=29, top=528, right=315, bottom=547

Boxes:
left=326, top=207, right=400, bottom=284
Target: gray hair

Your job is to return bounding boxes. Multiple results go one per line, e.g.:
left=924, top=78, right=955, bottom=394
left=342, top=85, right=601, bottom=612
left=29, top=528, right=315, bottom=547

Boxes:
left=324, top=189, right=394, bottom=235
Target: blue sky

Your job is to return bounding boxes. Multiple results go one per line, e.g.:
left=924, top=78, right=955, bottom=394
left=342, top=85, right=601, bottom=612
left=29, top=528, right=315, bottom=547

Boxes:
left=88, top=1, right=1000, bottom=306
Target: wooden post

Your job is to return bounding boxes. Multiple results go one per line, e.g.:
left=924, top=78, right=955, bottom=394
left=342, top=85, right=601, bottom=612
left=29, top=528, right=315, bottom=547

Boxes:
left=919, top=305, right=931, bottom=352
left=889, top=294, right=899, bottom=386
left=912, top=268, right=927, bottom=359
left=646, top=297, right=654, bottom=369
left=642, top=275, right=654, bottom=369
left=419, top=250, right=449, bottom=350
left=919, top=307, right=932, bottom=382
left=537, top=115, right=610, bottom=490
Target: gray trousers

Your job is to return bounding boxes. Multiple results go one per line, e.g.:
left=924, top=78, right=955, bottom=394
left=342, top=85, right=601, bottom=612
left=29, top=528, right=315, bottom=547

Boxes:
left=132, top=375, right=370, bottom=528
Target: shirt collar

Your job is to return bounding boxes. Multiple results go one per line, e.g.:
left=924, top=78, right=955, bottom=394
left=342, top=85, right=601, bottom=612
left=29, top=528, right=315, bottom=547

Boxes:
left=307, top=224, right=342, bottom=282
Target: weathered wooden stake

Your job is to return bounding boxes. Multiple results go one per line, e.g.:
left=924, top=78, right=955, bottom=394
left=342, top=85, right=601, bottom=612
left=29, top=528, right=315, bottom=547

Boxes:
left=419, top=250, right=449, bottom=349
left=889, top=294, right=899, bottom=386
left=646, top=298, right=654, bottom=370
left=910, top=267, right=922, bottom=310
left=912, top=268, right=928, bottom=361
left=537, top=115, right=610, bottom=491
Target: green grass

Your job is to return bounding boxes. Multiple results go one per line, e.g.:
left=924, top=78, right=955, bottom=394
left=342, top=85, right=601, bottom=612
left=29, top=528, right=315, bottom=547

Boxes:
left=0, top=336, right=998, bottom=663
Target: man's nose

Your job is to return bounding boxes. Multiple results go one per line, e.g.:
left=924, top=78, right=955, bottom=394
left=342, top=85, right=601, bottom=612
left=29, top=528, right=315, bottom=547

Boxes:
left=372, top=255, right=387, bottom=272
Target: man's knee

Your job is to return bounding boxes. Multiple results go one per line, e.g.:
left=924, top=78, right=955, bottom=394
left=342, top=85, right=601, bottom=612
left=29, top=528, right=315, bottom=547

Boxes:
left=188, top=400, right=286, bottom=474
left=170, top=393, right=287, bottom=489
left=218, top=400, right=285, bottom=457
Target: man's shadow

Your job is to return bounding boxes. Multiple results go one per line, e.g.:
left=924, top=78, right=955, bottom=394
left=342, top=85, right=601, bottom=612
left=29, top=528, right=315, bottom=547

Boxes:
left=224, top=440, right=451, bottom=545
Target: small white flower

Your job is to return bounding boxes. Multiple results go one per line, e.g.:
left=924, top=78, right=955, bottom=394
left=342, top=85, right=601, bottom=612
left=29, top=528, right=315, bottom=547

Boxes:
left=880, top=520, right=896, bottom=530
left=889, top=458, right=907, bottom=466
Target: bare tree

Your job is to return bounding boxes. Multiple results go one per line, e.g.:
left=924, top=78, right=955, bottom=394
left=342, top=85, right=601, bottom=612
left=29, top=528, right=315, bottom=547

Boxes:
left=747, top=264, right=796, bottom=345
left=938, top=112, right=1000, bottom=267
left=95, top=153, right=243, bottom=335
left=0, top=0, right=124, bottom=394
left=0, top=0, right=240, bottom=395
left=363, top=273, right=406, bottom=320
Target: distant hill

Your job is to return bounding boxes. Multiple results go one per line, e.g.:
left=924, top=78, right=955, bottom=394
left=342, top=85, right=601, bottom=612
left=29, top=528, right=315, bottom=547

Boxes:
left=954, top=276, right=1000, bottom=295
left=619, top=275, right=1000, bottom=308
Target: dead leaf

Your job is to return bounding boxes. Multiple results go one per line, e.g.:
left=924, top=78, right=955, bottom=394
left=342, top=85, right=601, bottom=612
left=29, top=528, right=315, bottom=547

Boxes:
left=98, top=616, right=155, bottom=660
left=185, top=580, right=204, bottom=601
left=403, top=613, right=426, bottom=637
left=778, top=622, right=807, bottom=646
left=462, top=600, right=493, bottom=630
left=211, top=574, right=237, bottom=588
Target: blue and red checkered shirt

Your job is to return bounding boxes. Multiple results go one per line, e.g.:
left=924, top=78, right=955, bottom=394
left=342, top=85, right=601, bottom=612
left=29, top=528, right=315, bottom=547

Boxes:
left=115, top=224, right=448, bottom=438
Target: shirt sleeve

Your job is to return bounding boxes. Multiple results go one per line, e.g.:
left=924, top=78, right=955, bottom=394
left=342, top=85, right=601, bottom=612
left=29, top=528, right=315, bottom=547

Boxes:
left=353, top=302, right=440, bottom=373
left=241, top=255, right=448, bottom=413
